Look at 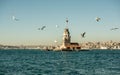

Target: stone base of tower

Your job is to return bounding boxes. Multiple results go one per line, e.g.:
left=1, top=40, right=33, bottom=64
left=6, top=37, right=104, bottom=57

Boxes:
left=60, top=42, right=81, bottom=51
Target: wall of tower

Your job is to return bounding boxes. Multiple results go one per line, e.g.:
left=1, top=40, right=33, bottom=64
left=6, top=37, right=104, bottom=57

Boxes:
left=62, top=28, right=71, bottom=46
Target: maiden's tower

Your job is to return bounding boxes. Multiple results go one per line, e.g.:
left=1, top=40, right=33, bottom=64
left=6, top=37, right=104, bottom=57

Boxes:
left=60, top=19, right=81, bottom=51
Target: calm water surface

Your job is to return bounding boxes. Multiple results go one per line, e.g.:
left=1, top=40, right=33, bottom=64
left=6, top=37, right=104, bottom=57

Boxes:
left=0, top=49, right=120, bottom=75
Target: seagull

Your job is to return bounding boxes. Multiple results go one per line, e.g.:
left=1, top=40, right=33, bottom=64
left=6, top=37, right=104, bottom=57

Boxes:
left=38, top=26, right=46, bottom=30
left=110, top=28, right=119, bottom=31
left=12, top=16, right=19, bottom=21
left=95, top=17, right=101, bottom=22
left=81, top=32, right=86, bottom=38
left=56, top=25, right=59, bottom=28
left=54, top=40, right=57, bottom=43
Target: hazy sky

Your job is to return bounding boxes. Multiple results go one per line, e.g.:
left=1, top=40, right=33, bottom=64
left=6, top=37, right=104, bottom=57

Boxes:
left=0, top=0, right=120, bottom=45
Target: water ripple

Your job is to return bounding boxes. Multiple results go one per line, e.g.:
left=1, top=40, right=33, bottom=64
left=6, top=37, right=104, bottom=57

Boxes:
left=0, top=49, right=120, bottom=75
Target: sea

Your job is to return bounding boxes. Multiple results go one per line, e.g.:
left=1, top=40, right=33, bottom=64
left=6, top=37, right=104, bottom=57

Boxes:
left=0, top=49, right=120, bottom=75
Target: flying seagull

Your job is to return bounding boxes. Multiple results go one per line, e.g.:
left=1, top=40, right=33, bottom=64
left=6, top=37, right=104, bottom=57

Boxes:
left=95, top=17, right=101, bottom=22
left=110, top=28, right=119, bottom=31
left=38, top=26, right=46, bottom=30
left=56, top=25, right=59, bottom=28
left=12, top=16, right=19, bottom=21
left=81, top=32, right=86, bottom=38
left=54, top=40, right=57, bottom=43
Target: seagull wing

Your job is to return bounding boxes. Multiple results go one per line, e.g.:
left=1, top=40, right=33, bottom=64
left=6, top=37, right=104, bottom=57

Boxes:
left=41, top=26, right=46, bottom=30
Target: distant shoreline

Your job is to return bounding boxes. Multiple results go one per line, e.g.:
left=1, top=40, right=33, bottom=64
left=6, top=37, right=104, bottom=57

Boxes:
left=0, top=48, right=120, bottom=52
left=0, top=40, right=120, bottom=50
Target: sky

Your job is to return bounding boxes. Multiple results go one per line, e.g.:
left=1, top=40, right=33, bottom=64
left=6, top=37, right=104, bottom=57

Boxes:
left=0, top=0, right=120, bottom=45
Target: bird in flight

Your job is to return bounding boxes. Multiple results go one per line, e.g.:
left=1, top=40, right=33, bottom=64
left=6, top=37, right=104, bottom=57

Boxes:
left=54, top=40, right=57, bottom=43
left=12, top=16, right=19, bottom=21
left=110, top=28, right=119, bottom=31
left=38, top=26, right=46, bottom=30
left=95, top=17, right=101, bottom=22
left=81, top=32, right=86, bottom=38
left=56, top=25, right=59, bottom=28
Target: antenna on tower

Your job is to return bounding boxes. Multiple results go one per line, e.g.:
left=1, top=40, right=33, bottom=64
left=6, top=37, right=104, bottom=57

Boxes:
left=66, top=18, right=68, bottom=28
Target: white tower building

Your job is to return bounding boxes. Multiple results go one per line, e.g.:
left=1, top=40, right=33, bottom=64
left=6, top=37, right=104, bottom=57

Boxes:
left=60, top=18, right=81, bottom=50
left=63, top=28, right=71, bottom=46
left=60, top=18, right=70, bottom=49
